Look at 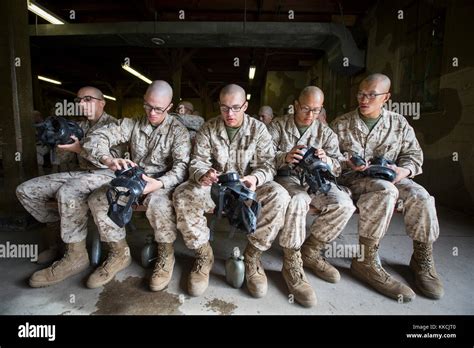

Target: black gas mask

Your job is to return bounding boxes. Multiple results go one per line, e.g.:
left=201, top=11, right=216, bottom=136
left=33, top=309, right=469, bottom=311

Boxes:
left=106, top=166, right=147, bottom=228
left=35, top=116, right=84, bottom=147
left=210, top=172, right=261, bottom=235
left=350, top=154, right=396, bottom=182
left=296, top=147, right=336, bottom=195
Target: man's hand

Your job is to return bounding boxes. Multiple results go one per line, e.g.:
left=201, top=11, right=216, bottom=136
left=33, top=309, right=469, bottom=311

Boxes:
left=57, top=136, right=81, bottom=154
left=285, top=145, right=306, bottom=164
left=387, top=164, right=410, bottom=184
left=346, top=157, right=368, bottom=172
left=199, top=168, right=220, bottom=186
left=240, top=175, right=258, bottom=191
left=315, top=148, right=328, bottom=163
left=142, top=175, right=163, bottom=195
left=101, top=156, right=137, bottom=171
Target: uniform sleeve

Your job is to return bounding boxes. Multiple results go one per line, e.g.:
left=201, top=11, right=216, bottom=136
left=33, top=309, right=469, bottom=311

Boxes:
left=268, top=121, right=288, bottom=170
left=250, top=125, right=276, bottom=186
left=189, top=124, right=214, bottom=183
left=330, top=118, right=352, bottom=173
left=80, top=118, right=135, bottom=166
left=322, top=127, right=343, bottom=177
left=158, top=126, right=191, bottom=189
left=396, top=121, right=423, bottom=177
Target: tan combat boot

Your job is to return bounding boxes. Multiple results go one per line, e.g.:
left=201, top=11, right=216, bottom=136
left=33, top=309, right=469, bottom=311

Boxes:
left=86, top=239, right=131, bottom=289
left=243, top=243, right=267, bottom=298
left=29, top=240, right=89, bottom=288
left=282, top=248, right=317, bottom=307
left=150, top=243, right=175, bottom=291
left=351, top=237, right=415, bottom=302
left=301, top=235, right=341, bottom=283
left=410, top=241, right=444, bottom=299
left=188, top=242, right=214, bottom=296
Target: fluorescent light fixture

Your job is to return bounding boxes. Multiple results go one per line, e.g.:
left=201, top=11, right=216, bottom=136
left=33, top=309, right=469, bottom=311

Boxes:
left=248, top=65, right=256, bottom=80
left=38, top=75, right=62, bottom=85
left=121, top=64, right=152, bottom=84
left=103, top=95, right=116, bottom=101
left=28, top=1, right=65, bottom=25
left=247, top=94, right=251, bottom=100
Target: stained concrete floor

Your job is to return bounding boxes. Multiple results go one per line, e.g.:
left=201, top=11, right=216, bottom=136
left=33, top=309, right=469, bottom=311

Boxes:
left=0, top=206, right=473, bottom=315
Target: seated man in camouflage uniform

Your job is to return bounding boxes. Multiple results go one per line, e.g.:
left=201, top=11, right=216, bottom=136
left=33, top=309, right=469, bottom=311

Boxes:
left=172, top=100, right=205, bottom=143
left=269, top=86, right=355, bottom=307
left=331, top=73, right=443, bottom=301
left=83, top=80, right=191, bottom=290
left=258, top=105, right=274, bottom=126
left=16, top=86, right=123, bottom=287
left=173, top=84, right=290, bottom=298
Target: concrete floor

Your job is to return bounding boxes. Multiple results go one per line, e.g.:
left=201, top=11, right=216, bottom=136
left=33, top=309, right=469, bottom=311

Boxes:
left=0, top=206, right=473, bottom=315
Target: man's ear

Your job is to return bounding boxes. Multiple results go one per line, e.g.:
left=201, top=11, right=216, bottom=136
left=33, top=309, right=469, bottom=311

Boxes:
left=168, top=103, right=174, bottom=112
left=242, top=101, right=248, bottom=112
left=383, top=93, right=391, bottom=103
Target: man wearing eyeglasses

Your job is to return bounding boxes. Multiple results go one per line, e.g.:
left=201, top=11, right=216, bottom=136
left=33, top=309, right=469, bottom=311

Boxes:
left=173, top=84, right=290, bottom=299
left=82, top=80, right=191, bottom=291
left=16, top=86, right=124, bottom=287
left=269, top=86, right=355, bottom=307
left=331, top=73, right=443, bottom=301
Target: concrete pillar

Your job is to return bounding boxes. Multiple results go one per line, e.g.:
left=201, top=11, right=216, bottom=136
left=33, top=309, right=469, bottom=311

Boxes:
left=0, top=0, right=38, bottom=218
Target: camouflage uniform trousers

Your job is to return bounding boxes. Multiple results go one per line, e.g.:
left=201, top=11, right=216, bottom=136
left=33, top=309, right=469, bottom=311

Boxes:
left=341, top=175, right=439, bottom=243
left=15, top=170, right=115, bottom=243
left=173, top=180, right=291, bottom=251
left=276, top=176, right=355, bottom=249
left=87, top=185, right=178, bottom=243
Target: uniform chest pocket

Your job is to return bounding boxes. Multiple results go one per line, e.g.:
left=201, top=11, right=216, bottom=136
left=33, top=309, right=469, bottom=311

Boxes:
left=151, top=143, right=170, bottom=164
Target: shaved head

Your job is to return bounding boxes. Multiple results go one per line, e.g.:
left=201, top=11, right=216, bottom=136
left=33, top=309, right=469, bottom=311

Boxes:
left=77, top=86, right=105, bottom=122
left=361, top=73, right=391, bottom=91
left=258, top=105, right=273, bottom=125
left=143, top=80, right=174, bottom=126
left=145, top=80, right=173, bottom=103
left=78, top=86, right=103, bottom=99
left=219, top=84, right=248, bottom=127
left=295, top=86, right=325, bottom=126
left=299, top=86, right=324, bottom=100
left=177, top=100, right=194, bottom=115
left=358, top=73, right=392, bottom=118
left=220, top=84, right=246, bottom=102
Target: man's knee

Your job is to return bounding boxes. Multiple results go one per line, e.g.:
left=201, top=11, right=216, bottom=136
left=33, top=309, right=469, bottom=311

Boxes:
left=258, top=181, right=291, bottom=205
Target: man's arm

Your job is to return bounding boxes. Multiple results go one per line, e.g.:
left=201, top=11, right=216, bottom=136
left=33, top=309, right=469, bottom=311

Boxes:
left=80, top=118, right=135, bottom=166
left=249, top=125, right=276, bottom=186
left=157, top=126, right=191, bottom=189
left=395, top=121, right=423, bottom=178
left=321, top=127, right=343, bottom=177
left=189, top=124, right=214, bottom=183
left=268, top=121, right=288, bottom=170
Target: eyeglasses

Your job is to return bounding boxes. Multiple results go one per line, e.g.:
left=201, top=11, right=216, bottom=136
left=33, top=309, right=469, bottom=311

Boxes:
left=357, top=92, right=389, bottom=100
left=143, top=101, right=172, bottom=114
left=298, top=103, right=323, bottom=115
left=74, top=96, right=103, bottom=103
left=219, top=101, right=247, bottom=113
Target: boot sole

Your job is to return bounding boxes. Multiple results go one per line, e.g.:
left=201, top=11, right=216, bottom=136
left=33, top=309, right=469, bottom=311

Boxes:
left=29, top=262, right=90, bottom=288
